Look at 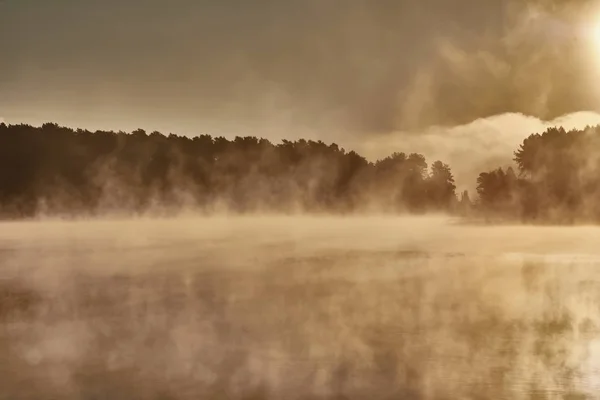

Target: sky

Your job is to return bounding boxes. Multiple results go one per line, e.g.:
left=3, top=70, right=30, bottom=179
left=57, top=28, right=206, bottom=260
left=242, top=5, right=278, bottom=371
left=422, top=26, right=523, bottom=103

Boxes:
left=3, top=0, right=600, bottom=182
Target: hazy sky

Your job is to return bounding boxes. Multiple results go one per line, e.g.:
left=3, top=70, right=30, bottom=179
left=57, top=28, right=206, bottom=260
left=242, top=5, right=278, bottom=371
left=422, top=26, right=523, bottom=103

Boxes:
left=2, top=0, right=600, bottom=141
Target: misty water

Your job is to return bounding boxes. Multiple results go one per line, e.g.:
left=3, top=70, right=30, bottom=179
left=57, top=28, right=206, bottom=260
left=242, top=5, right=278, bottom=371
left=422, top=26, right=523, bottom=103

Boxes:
left=2, top=216, right=600, bottom=399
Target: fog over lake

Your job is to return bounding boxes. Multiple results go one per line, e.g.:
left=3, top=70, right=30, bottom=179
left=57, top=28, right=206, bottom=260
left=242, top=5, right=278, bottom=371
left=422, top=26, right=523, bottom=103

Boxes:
left=2, top=216, right=600, bottom=399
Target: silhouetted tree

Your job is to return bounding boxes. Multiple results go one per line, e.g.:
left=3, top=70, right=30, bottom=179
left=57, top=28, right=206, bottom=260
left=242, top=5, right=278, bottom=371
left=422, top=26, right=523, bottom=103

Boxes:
left=477, top=125, right=600, bottom=223
left=0, top=123, right=459, bottom=218
left=427, top=161, right=456, bottom=209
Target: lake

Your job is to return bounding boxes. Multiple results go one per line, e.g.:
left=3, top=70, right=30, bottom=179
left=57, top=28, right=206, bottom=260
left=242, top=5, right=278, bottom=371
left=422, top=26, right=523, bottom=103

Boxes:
left=1, top=216, right=600, bottom=399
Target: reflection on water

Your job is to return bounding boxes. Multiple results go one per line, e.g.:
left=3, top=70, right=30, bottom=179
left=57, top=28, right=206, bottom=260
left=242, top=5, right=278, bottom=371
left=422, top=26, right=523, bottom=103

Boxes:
left=1, top=217, right=600, bottom=399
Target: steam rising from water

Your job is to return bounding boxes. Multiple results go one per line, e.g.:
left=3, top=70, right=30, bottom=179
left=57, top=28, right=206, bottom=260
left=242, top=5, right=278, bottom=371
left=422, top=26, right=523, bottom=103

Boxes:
left=2, top=216, right=600, bottom=399
left=4, top=111, right=600, bottom=200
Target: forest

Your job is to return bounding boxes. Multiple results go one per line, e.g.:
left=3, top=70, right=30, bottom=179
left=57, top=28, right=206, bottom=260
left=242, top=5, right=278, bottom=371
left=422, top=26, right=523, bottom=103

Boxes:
left=0, top=123, right=458, bottom=217
left=476, top=125, right=600, bottom=223
left=1, top=121, right=599, bottom=222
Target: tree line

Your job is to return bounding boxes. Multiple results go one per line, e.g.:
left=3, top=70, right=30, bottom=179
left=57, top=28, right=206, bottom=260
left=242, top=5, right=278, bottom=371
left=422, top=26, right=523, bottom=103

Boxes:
left=4, top=122, right=599, bottom=222
left=0, top=123, right=458, bottom=218
left=476, top=125, right=600, bottom=223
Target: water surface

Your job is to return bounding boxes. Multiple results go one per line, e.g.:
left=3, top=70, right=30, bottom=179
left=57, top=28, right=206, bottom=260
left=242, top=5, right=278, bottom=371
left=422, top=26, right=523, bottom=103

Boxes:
left=1, top=216, right=599, bottom=399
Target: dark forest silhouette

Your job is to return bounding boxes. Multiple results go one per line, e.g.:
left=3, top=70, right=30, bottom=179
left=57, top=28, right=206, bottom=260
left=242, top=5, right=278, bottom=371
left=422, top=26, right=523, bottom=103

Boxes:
left=4, top=122, right=600, bottom=222
left=0, top=122, right=457, bottom=218
left=476, top=125, right=600, bottom=223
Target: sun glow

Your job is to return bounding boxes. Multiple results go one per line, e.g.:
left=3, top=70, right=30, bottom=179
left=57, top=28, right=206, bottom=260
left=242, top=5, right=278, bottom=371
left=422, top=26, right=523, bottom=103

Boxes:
left=591, top=22, right=600, bottom=47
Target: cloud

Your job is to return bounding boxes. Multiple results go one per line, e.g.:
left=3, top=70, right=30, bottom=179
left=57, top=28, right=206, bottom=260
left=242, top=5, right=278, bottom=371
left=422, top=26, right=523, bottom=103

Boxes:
left=6, top=0, right=600, bottom=136
left=352, top=112, right=600, bottom=193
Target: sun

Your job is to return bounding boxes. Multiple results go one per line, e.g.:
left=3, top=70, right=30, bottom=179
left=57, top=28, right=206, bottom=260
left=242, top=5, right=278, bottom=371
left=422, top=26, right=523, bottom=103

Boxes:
left=585, top=16, right=600, bottom=53
left=592, top=22, right=600, bottom=46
